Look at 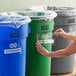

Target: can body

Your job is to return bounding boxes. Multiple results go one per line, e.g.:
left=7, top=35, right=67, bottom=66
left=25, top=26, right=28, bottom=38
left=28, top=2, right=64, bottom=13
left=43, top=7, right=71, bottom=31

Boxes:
left=52, top=24, right=76, bottom=74
left=0, top=24, right=28, bottom=76
left=51, top=13, right=76, bottom=74
left=28, top=6, right=76, bottom=75
left=26, top=19, right=54, bottom=76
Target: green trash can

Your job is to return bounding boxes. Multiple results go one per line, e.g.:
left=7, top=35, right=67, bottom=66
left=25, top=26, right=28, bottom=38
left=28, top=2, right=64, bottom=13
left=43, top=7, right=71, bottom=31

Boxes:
left=28, top=6, right=76, bottom=74
left=17, top=11, right=57, bottom=76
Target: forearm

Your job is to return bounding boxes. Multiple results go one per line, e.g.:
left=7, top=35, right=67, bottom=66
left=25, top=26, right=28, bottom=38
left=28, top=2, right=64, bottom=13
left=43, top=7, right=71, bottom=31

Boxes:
left=47, top=41, right=76, bottom=57
left=63, top=33, right=76, bottom=41
left=65, top=41, right=76, bottom=53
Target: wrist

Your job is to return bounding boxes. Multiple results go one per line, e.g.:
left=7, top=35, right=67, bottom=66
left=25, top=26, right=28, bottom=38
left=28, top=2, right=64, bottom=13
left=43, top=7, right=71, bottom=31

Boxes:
left=62, top=33, right=68, bottom=38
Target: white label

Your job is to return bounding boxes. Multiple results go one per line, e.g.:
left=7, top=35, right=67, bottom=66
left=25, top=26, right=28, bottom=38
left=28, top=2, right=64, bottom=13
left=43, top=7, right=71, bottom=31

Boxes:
left=37, top=39, right=54, bottom=44
left=4, top=48, right=22, bottom=54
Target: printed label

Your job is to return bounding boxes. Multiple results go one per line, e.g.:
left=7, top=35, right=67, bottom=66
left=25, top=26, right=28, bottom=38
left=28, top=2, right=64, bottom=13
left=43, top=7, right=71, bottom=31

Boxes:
left=68, top=19, right=75, bottom=23
left=4, top=43, right=22, bottom=54
left=37, top=39, right=54, bottom=44
left=4, top=48, right=21, bottom=54
left=36, top=33, right=53, bottom=44
left=41, top=25, right=49, bottom=30
left=10, top=32, right=20, bottom=38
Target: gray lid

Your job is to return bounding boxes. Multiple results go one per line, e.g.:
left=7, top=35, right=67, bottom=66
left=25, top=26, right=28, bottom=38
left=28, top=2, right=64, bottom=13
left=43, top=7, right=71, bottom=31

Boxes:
left=29, top=6, right=76, bottom=16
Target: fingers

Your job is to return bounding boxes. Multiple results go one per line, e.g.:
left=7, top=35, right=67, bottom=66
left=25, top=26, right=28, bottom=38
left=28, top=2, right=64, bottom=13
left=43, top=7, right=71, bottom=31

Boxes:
left=53, top=32, right=61, bottom=36
left=55, top=28, right=63, bottom=32
left=36, top=43, right=49, bottom=57
left=36, top=43, right=47, bottom=51
left=53, top=28, right=65, bottom=36
left=36, top=43, right=43, bottom=52
left=36, top=48, right=46, bottom=56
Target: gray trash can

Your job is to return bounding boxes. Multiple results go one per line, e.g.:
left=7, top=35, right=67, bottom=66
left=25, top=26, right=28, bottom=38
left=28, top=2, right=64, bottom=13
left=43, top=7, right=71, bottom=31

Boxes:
left=28, top=6, right=76, bottom=75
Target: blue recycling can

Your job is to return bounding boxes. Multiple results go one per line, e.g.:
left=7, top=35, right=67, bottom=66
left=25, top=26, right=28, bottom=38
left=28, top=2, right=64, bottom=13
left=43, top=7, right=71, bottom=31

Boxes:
left=0, top=15, right=31, bottom=76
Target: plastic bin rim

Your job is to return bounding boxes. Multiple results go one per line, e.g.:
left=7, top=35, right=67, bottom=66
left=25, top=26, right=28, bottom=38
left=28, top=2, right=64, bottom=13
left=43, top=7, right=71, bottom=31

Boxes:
left=17, top=11, right=57, bottom=20
left=0, top=15, right=31, bottom=24
left=29, top=6, right=76, bottom=16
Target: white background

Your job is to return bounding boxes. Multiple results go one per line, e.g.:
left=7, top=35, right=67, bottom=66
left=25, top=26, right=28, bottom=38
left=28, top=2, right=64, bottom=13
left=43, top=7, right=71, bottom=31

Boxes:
left=0, top=0, right=76, bottom=12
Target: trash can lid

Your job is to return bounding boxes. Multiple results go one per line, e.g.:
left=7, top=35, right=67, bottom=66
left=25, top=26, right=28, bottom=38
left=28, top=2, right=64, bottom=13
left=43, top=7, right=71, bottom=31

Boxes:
left=17, top=11, right=57, bottom=20
left=0, top=12, right=31, bottom=28
left=29, top=6, right=76, bottom=16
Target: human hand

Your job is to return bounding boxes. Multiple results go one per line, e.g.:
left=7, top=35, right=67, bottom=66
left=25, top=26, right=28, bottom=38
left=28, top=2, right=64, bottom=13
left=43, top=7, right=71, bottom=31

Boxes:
left=36, top=43, right=68, bottom=57
left=36, top=43, right=67, bottom=57
left=54, top=28, right=66, bottom=37
left=36, top=41, right=76, bottom=58
left=36, top=43, right=49, bottom=57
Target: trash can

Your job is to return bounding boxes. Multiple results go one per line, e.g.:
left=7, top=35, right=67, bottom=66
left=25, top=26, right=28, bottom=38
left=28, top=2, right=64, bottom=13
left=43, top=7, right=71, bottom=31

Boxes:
left=0, top=15, right=31, bottom=76
left=17, top=11, right=57, bottom=76
left=29, top=6, right=76, bottom=74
